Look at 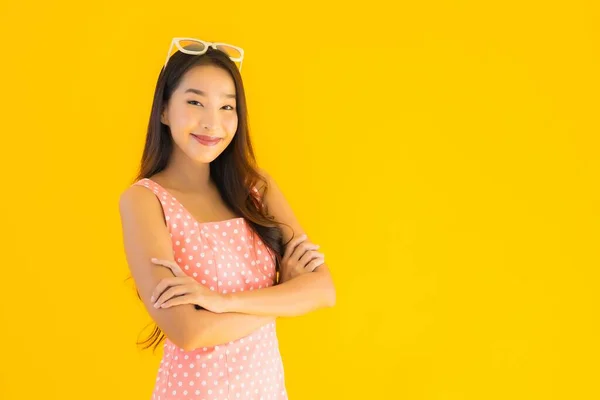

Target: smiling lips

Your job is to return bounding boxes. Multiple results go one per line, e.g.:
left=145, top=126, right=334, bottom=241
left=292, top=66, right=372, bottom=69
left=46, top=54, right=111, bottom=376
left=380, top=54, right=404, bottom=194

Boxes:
left=191, top=134, right=222, bottom=146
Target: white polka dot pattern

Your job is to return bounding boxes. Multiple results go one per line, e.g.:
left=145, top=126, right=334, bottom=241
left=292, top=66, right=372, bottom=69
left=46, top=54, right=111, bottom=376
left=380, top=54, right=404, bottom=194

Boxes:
left=134, top=178, right=288, bottom=400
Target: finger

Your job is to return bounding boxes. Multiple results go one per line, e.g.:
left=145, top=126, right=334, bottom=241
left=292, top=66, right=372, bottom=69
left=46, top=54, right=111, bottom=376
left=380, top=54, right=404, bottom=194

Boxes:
left=304, top=257, right=326, bottom=272
left=159, top=293, right=198, bottom=309
left=299, top=250, right=324, bottom=266
left=153, top=284, right=193, bottom=308
left=282, top=234, right=307, bottom=261
left=151, top=258, right=186, bottom=276
left=150, top=276, right=191, bottom=302
left=152, top=277, right=189, bottom=300
left=151, top=258, right=187, bottom=277
left=291, top=242, right=320, bottom=262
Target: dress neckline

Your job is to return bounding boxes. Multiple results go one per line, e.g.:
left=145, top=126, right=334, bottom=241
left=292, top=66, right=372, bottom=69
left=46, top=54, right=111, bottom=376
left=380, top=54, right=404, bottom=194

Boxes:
left=141, top=178, right=245, bottom=227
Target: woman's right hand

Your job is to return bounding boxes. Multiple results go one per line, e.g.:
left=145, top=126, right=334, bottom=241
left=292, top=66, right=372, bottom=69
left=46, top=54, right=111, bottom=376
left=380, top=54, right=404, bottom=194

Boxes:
left=279, top=234, right=325, bottom=283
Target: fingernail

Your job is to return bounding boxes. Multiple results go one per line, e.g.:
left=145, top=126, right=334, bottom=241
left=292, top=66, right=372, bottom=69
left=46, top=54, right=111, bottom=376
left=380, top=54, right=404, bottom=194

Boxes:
left=153, top=303, right=159, bottom=308
left=151, top=258, right=157, bottom=262
left=150, top=296, right=155, bottom=302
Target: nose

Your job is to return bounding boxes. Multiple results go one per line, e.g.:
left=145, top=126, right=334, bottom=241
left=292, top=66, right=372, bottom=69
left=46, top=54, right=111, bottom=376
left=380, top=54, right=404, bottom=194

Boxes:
left=200, top=110, right=219, bottom=133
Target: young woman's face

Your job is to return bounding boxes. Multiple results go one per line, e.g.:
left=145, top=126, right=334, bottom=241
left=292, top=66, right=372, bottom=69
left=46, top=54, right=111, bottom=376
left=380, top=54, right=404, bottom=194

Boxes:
left=161, top=64, right=238, bottom=164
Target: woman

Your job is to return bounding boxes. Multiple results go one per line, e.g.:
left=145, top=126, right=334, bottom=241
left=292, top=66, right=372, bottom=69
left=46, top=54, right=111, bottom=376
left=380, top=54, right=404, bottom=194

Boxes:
left=118, top=37, right=336, bottom=400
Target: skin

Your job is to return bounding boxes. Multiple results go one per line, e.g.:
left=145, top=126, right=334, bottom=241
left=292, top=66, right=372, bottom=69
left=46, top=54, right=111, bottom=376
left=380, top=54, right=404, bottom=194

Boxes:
left=159, top=64, right=239, bottom=190
left=119, top=64, right=336, bottom=350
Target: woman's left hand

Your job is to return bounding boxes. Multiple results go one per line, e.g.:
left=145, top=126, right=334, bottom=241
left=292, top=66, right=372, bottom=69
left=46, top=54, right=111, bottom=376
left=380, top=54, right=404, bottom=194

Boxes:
left=149, top=258, right=229, bottom=313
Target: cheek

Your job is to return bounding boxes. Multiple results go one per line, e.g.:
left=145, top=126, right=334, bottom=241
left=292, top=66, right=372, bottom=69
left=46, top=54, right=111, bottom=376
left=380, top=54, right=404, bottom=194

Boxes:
left=176, top=108, right=195, bottom=128
left=167, top=109, right=186, bottom=133
left=224, top=114, right=238, bottom=134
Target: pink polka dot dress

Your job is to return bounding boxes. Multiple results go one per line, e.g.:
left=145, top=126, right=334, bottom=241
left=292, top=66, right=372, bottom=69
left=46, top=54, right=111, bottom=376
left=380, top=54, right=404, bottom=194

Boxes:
left=133, top=178, right=288, bottom=400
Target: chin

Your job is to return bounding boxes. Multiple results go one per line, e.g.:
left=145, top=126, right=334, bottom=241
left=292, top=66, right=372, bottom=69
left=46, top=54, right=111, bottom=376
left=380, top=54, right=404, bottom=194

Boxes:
left=190, top=154, right=218, bottom=164
left=188, top=149, right=223, bottom=164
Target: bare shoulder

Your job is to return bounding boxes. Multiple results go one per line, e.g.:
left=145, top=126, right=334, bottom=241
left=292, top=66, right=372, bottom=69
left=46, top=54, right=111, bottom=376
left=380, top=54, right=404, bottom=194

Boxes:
left=119, top=182, right=153, bottom=207
left=119, top=184, right=163, bottom=218
left=118, top=184, right=172, bottom=273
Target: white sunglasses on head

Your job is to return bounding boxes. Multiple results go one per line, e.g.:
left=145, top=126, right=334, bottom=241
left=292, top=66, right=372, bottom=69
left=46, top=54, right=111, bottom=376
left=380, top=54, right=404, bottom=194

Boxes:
left=164, top=37, right=245, bottom=72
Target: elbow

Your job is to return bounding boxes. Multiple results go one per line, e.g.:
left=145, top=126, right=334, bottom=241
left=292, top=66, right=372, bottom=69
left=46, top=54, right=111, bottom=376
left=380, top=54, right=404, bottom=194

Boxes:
left=180, top=325, right=220, bottom=351
left=181, top=344, right=198, bottom=352
left=179, top=336, right=197, bottom=352
left=167, top=330, right=196, bottom=352
left=157, top=307, right=211, bottom=351
left=167, top=322, right=204, bottom=352
left=179, top=331, right=204, bottom=352
left=180, top=324, right=210, bottom=351
left=328, top=289, right=337, bottom=308
left=324, top=285, right=336, bottom=308
left=320, top=267, right=336, bottom=308
left=326, top=272, right=337, bottom=307
left=318, top=272, right=336, bottom=309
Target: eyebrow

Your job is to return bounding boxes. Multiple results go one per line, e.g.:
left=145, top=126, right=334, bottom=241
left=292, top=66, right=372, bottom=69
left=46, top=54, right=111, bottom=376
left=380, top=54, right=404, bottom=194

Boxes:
left=184, top=88, right=236, bottom=99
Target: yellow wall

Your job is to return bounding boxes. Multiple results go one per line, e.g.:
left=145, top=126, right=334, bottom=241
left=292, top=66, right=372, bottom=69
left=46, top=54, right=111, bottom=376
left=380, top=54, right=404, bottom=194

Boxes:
left=1, top=1, right=598, bottom=399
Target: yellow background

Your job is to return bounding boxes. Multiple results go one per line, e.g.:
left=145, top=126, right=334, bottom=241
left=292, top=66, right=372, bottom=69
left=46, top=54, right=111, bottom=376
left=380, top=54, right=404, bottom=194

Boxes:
left=1, top=0, right=598, bottom=399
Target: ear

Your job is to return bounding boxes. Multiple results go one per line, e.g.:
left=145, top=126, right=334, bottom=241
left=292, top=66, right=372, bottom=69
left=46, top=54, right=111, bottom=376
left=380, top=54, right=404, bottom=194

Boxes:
left=160, top=106, right=169, bottom=125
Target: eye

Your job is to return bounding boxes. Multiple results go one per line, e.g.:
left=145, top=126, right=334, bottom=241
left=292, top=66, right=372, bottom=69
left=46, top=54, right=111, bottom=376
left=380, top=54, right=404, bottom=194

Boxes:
left=223, top=105, right=235, bottom=111
left=187, top=100, right=203, bottom=106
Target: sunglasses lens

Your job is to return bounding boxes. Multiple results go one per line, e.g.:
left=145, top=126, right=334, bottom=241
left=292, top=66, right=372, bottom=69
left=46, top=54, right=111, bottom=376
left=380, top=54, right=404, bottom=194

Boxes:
left=215, top=44, right=242, bottom=60
left=177, top=40, right=207, bottom=52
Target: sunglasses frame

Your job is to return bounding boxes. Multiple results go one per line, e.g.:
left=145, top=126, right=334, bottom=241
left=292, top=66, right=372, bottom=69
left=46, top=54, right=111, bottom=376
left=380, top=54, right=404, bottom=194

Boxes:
left=164, top=37, right=245, bottom=72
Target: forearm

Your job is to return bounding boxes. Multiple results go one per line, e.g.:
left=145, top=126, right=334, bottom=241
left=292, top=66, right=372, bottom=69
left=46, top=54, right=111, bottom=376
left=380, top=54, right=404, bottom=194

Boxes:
left=224, top=269, right=336, bottom=318
left=185, top=309, right=275, bottom=350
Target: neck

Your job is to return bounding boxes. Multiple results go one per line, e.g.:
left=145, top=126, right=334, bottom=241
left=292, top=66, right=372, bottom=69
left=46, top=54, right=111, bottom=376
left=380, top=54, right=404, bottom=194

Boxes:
left=161, top=147, right=212, bottom=191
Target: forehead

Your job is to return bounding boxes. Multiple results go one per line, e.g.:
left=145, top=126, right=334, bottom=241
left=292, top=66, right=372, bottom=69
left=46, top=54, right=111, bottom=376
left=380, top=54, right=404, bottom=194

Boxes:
left=178, top=64, right=236, bottom=94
